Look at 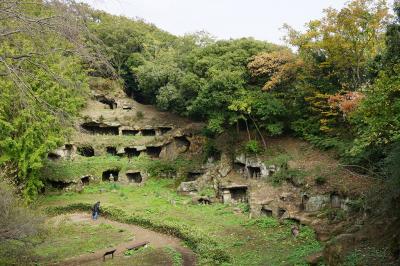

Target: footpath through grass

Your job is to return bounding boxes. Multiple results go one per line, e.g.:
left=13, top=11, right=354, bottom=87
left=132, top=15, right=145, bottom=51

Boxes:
left=33, top=218, right=133, bottom=263
left=39, top=179, right=322, bottom=265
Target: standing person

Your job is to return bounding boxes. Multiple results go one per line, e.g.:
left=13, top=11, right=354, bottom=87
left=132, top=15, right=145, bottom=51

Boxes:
left=92, top=201, right=100, bottom=220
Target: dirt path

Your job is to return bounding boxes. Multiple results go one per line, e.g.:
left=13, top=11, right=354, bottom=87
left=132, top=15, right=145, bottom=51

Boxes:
left=52, top=213, right=196, bottom=266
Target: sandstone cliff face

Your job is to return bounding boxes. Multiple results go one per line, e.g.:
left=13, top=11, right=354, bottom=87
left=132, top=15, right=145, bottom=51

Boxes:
left=45, top=85, right=383, bottom=264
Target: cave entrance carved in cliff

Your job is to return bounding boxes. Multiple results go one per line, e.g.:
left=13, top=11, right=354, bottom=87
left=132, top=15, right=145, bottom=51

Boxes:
left=260, top=206, right=273, bottom=217
left=247, top=166, right=261, bottom=179
left=141, top=129, right=156, bottom=136
left=77, top=146, right=94, bottom=157
left=124, top=147, right=140, bottom=158
left=229, top=186, right=248, bottom=203
left=102, top=169, right=119, bottom=182
left=126, top=172, right=142, bottom=183
left=106, top=146, right=117, bottom=156
left=122, top=129, right=139, bottom=136
left=146, top=146, right=162, bottom=158
left=81, top=122, right=119, bottom=135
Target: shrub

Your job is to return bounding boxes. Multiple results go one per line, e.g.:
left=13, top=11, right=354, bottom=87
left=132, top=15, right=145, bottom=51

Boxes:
left=245, top=140, right=263, bottom=155
left=270, top=168, right=306, bottom=186
left=315, top=175, right=327, bottom=185
left=199, top=187, right=216, bottom=198
left=203, top=139, right=221, bottom=161
left=0, top=183, right=44, bottom=241
left=0, top=183, right=44, bottom=265
left=266, top=153, right=292, bottom=168
left=146, top=160, right=177, bottom=179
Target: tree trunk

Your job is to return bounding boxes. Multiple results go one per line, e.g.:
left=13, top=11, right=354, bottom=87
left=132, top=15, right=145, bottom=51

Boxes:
left=249, top=114, right=267, bottom=149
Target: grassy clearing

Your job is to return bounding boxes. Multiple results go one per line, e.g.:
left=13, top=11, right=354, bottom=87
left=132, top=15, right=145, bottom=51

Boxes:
left=39, top=179, right=322, bottom=265
left=33, top=218, right=133, bottom=263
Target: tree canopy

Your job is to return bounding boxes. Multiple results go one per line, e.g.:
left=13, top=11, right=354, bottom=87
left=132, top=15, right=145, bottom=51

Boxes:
left=0, top=0, right=399, bottom=201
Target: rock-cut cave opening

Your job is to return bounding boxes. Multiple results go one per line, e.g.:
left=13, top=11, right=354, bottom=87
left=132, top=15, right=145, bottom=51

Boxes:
left=95, top=95, right=117, bottom=109
left=106, top=146, right=117, bottom=156
left=187, top=171, right=203, bottom=181
left=247, top=166, right=261, bottom=179
left=141, top=129, right=156, bottom=136
left=260, top=206, right=273, bottom=217
left=146, top=146, right=162, bottom=158
left=122, top=129, right=139, bottom=136
left=102, top=169, right=119, bottom=182
left=124, top=147, right=140, bottom=158
left=126, top=172, right=142, bottom=183
left=77, top=146, right=95, bottom=157
left=81, top=122, right=119, bottom=135
left=230, top=187, right=248, bottom=203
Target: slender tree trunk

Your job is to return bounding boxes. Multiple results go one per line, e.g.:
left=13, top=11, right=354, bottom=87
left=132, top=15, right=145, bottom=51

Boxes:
left=244, top=119, right=251, bottom=141
left=249, top=114, right=267, bottom=149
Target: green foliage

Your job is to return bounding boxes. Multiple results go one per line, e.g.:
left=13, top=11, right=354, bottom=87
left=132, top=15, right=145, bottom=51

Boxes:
left=146, top=160, right=178, bottom=179
left=315, top=175, right=327, bottom=185
left=270, top=168, right=307, bottom=186
left=343, top=247, right=392, bottom=266
left=266, top=153, right=292, bottom=168
left=203, top=139, right=221, bottom=160
left=245, top=140, right=263, bottom=155
left=237, top=203, right=250, bottom=214
left=164, top=246, right=183, bottom=266
left=350, top=66, right=400, bottom=156
left=242, top=216, right=279, bottom=229
left=0, top=1, right=90, bottom=201
left=198, top=187, right=216, bottom=198
left=0, top=183, right=44, bottom=264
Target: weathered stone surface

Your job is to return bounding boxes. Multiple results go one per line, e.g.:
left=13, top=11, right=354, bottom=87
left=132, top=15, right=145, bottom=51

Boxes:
left=178, top=181, right=198, bottom=193
left=234, top=154, right=246, bottom=165
left=331, top=194, right=341, bottom=208
left=234, top=154, right=269, bottom=179
left=306, top=252, right=324, bottom=265
left=222, top=189, right=232, bottom=204
left=305, top=195, right=330, bottom=212
left=159, top=137, right=189, bottom=160
left=218, top=153, right=232, bottom=178
left=116, top=148, right=125, bottom=156
left=279, top=192, right=293, bottom=201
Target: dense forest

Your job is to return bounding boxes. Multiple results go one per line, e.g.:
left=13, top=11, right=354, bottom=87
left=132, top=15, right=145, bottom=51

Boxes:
left=0, top=0, right=400, bottom=264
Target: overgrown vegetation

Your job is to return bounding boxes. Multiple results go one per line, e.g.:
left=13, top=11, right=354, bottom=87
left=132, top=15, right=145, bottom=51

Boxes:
left=0, top=183, right=44, bottom=265
left=1, top=0, right=399, bottom=203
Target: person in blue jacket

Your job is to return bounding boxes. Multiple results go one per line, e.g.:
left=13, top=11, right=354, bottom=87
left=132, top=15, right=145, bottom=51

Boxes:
left=92, top=201, right=100, bottom=220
